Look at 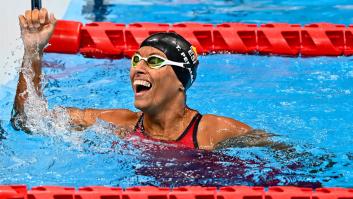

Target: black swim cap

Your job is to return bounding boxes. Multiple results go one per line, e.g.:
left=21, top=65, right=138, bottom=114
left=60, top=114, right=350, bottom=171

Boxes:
left=140, top=32, right=199, bottom=90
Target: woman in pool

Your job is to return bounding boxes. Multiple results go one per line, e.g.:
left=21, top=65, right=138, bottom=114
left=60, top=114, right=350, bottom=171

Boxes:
left=14, top=8, right=260, bottom=150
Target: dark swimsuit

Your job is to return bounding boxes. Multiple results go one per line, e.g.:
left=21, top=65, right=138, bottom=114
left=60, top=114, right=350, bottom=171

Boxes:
left=131, top=112, right=203, bottom=149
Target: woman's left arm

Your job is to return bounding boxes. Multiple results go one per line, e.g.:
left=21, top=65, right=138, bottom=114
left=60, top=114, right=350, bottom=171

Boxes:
left=198, top=115, right=288, bottom=150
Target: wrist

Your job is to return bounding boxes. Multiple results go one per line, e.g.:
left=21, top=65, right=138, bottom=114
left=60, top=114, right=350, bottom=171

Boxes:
left=24, top=47, right=43, bottom=54
left=24, top=47, right=44, bottom=58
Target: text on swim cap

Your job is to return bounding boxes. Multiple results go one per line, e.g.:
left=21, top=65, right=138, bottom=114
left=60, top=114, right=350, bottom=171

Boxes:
left=176, top=45, right=190, bottom=64
left=188, top=47, right=197, bottom=65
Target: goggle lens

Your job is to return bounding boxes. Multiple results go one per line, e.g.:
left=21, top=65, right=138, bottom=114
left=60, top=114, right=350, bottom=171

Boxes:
left=131, top=54, right=166, bottom=69
left=147, top=56, right=164, bottom=68
left=132, top=55, right=141, bottom=67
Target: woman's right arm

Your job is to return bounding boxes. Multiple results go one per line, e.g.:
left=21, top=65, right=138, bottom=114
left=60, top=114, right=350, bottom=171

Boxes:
left=13, top=9, right=138, bottom=132
left=12, top=8, right=56, bottom=130
left=12, top=9, right=104, bottom=131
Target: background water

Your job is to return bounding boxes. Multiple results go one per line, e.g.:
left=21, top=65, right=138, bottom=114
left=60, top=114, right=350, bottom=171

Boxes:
left=1, top=0, right=353, bottom=188
left=67, top=0, right=353, bottom=25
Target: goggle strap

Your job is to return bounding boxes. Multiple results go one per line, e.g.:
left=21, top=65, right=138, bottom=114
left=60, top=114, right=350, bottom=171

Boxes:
left=162, top=59, right=186, bottom=68
left=131, top=53, right=193, bottom=82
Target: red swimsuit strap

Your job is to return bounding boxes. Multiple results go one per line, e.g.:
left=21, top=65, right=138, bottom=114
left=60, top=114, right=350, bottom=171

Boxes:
left=133, top=112, right=203, bottom=149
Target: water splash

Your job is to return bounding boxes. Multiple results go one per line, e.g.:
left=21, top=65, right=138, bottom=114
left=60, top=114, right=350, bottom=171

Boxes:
left=21, top=57, right=70, bottom=134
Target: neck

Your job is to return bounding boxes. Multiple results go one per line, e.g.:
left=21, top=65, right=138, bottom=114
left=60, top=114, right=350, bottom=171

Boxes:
left=143, top=95, right=191, bottom=140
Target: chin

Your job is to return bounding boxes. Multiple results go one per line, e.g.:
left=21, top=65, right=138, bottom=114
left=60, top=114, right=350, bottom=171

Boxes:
left=134, top=99, right=149, bottom=112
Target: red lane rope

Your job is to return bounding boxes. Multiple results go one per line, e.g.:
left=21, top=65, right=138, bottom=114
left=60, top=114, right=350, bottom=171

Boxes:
left=44, top=20, right=353, bottom=58
left=1, top=185, right=353, bottom=199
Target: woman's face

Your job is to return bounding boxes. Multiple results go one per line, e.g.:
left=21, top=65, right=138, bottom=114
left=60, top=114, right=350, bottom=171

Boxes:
left=130, top=46, right=183, bottom=113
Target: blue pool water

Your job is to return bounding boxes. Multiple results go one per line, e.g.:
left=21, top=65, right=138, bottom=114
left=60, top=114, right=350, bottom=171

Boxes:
left=1, top=0, right=353, bottom=188
left=67, top=0, right=353, bottom=25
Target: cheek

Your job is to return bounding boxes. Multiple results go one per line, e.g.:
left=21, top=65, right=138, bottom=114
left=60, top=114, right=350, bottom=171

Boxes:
left=150, top=70, right=163, bottom=92
left=129, top=68, right=134, bottom=81
left=153, top=69, right=179, bottom=92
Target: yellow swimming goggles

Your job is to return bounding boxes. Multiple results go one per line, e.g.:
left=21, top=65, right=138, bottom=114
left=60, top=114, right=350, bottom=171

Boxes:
left=131, top=53, right=186, bottom=69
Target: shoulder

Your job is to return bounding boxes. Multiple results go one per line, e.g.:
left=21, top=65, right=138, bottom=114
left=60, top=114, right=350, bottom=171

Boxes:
left=197, top=114, right=252, bottom=150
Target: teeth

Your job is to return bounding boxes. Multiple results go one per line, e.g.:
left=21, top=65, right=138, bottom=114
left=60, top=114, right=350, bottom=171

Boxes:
left=134, top=80, right=151, bottom=88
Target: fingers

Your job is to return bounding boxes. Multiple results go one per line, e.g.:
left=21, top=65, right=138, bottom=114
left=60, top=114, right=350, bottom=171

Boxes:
left=47, top=13, right=57, bottom=32
left=25, top=10, right=33, bottom=29
left=39, top=8, right=48, bottom=25
left=18, top=15, right=28, bottom=29
left=22, top=9, right=54, bottom=30
left=49, top=13, right=57, bottom=25
left=32, top=9, right=40, bottom=28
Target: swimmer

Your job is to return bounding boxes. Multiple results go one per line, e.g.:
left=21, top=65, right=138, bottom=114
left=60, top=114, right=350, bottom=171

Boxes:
left=13, top=8, right=274, bottom=150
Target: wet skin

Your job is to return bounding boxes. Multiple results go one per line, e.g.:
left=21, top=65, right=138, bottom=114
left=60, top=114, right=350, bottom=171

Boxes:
left=14, top=8, right=252, bottom=150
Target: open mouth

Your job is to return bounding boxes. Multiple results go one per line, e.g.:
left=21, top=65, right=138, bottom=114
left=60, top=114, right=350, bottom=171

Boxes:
left=134, top=79, right=152, bottom=95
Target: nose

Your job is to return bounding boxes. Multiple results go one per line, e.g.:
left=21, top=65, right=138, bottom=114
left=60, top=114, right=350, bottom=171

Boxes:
left=135, top=57, right=149, bottom=68
left=133, top=59, right=148, bottom=75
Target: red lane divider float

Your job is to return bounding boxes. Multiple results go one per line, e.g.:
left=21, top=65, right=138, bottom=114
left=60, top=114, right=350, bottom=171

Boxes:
left=218, top=186, right=264, bottom=199
left=45, top=20, right=82, bottom=54
left=124, top=23, right=170, bottom=57
left=257, top=23, right=301, bottom=56
left=346, top=25, right=353, bottom=56
left=0, top=185, right=27, bottom=199
left=45, top=20, right=353, bottom=58
left=78, top=186, right=123, bottom=199
left=214, top=23, right=257, bottom=54
left=301, top=23, right=346, bottom=56
left=80, top=22, right=126, bottom=58
left=1, top=185, right=353, bottom=199
left=170, top=23, right=214, bottom=54
left=28, top=186, right=75, bottom=199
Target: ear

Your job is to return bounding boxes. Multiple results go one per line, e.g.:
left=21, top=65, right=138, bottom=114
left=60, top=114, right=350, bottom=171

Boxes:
left=179, top=84, right=185, bottom=92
